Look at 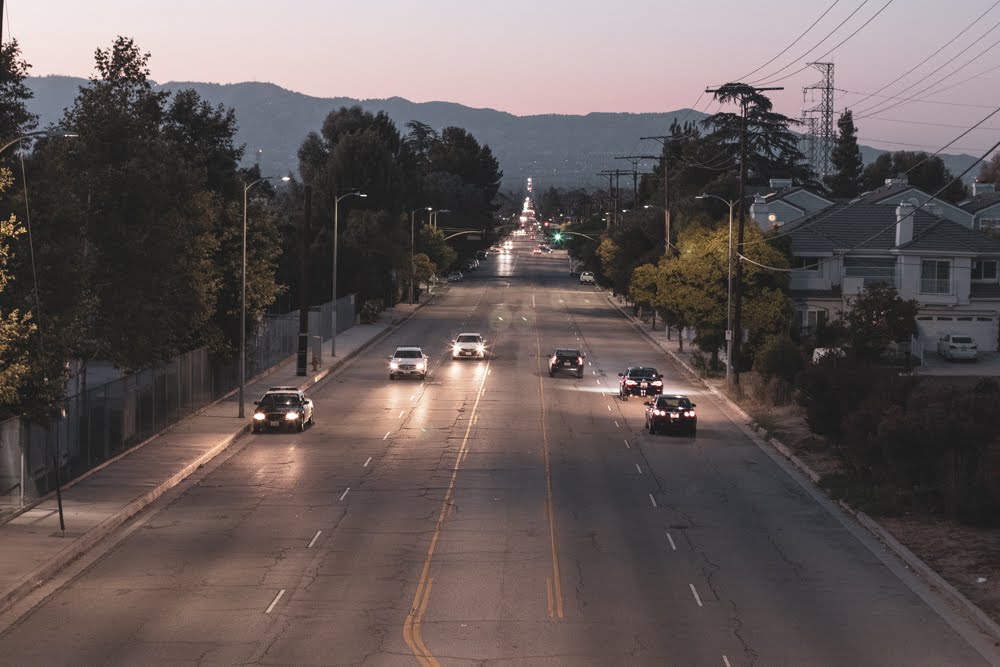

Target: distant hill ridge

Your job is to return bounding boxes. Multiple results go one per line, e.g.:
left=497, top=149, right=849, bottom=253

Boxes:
left=25, top=76, right=980, bottom=191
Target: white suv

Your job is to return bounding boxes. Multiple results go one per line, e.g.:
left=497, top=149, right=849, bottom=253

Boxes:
left=452, top=332, right=486, bottom=359
left=579, top=271, right=595, bottom=284
left=389, top=347, right=429, bottom=380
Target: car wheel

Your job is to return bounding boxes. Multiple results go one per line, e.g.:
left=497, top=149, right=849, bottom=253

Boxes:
left=252, top=426, right=259, bottom=434
left=389, top=373, right=396, bottom=380
left=421, top=373, right=427, bottom=380
left=621, top=392, right=628, bottom=401
left=577, top=371, right=584, bottom=378
left=549, top=371, right=555, bottom=377
left=297, top=420, right=305, bottom=432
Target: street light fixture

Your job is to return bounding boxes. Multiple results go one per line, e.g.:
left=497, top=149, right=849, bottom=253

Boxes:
left=331, top=191, right=366, bottom=357
left=409, top=207, right=432, bottom=305
left=0, top=129, right=78, bottom=155
left=429, top=208, right=450, bottom=229
left=239, top=175, right=290, bottom=419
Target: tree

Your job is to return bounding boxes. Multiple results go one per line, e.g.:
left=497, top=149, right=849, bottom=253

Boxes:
left=629, top=263, right=659, bottom=326
left=703, top=83, right=809, bottom=185
left=412, top=253, right=437, bottom=288
left=0, top=40, right=38, bottom=141
left=826, top=110, right=863, bottom=198
left=419, top=226, right=457, bottom=274
left=977, top=151, right=1000, bottom=187
left=862, top=151, right=967, bottom=202
left=841, top=284, right=918, bottom=364
left=0, top=169, right=35, bottom=415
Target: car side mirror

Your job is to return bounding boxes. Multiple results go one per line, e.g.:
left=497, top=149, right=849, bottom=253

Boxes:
left=691, top=403, right=697, bottom=408
left=643, top=401, right=651, bottom=406
left=618, top=372, right=624, bottom=377
left=253, top=401, right=259, bottom=406
left=659, top=374, right=664, bottom=379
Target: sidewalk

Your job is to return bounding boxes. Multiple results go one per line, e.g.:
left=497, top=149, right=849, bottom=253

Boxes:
left=0, top=300, right=428, bottom=614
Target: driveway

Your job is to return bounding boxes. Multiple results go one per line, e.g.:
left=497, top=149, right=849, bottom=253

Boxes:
left=916, top=351, right=1000, bottom=376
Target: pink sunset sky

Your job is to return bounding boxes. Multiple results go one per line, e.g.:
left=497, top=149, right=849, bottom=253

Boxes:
left=8, top=0, right=1000, bottom=158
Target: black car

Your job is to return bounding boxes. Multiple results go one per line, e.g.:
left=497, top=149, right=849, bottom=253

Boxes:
left=548, top=348, right=585, bottom=378
left=252, top=386, right=315, bottom=433
left=618, top=366, right=663, bottom=400
left=644, top=394, right=697, bottom=435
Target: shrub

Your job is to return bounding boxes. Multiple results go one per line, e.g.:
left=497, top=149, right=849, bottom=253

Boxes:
left=795, top=360, right=882, bottom=439
left=359, top=301, right=381, bottom=324
left=690, top=351, right=724, bottom=378
left=753, top=334, right=805, bottom=383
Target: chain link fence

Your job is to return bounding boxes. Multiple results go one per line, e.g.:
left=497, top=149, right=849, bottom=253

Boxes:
left=0, top=295, right=353, bottom=513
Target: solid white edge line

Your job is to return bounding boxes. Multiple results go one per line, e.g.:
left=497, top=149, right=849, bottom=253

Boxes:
left=614, top=421, right=620, bottom=428
left=666, top=532, right=677, bottom=551
left=689, top=583, right=703, bottom=607
left=723, top=655, right=732, bottom=667
left=399, top=410, right=405, bottom=418
left=635, top=463, right=642, bottom=474
left=339, top=487, right=350, bottom=501
left=363, top=456, right=372, bottom=467
left=607, top=405, right=612, bottom=412
left=265, top=589, right=286, bottom=614
left=624, top=439, right=630, bottom=448
left=648, top=493, right=657, bottom=508
left=383, top=431, right=391, bottom=440
left=308, top=530, right=322, bottom=548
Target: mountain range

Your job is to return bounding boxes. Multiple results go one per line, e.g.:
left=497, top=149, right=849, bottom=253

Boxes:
left=25, top=76, right=981, bottom=192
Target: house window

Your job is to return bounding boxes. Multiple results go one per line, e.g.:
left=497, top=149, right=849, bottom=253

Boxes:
left=791, top=256, right=822, bottom=271
left=972, top=259, right=998, bottom=281
left=980, top=218, right=1000, bottom=238
left=920, top=260, right=952, bottom=294
left=799, top=309, right=827, bottom=335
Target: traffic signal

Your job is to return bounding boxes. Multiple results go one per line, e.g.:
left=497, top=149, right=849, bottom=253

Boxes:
left=544, top=221, right=549, bottom=227
left=553, top=232, right=562, bottom=242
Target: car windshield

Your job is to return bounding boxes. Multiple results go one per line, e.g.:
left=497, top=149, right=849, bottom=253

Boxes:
left=259, top=393, right=299, bottom=407
left=952, top=336, right=974, bottom=344
left=657, top=397, right=690, bottom=409
left=457, top=335, right=481, bottom=343
left=395, top=349, right=423, bottom=358
left=555, top=349, right=580, bottom=357
left=629, top=368, right=658, bottom=379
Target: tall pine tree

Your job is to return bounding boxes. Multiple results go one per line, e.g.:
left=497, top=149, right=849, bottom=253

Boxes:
left=826, top=110, right=863, bottom=198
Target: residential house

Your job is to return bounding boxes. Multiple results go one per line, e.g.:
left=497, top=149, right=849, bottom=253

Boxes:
left=782, top=199, right=1000, bottom=353
left=959, top=181, right=1000, bottom=238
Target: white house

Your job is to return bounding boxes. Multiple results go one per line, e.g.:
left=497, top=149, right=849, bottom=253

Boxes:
left=782, top=198, right=1000, bottom=353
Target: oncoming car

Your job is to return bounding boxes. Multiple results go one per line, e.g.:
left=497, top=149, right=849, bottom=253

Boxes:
left=618, top=366, right=663, bottom=400
left=389, top=346, right=429, bottom=380
left=452, top=332, right=486, bottom=359
left=644, top=394, right=697, bottom=435
left=252, top=387, right=314, bottom=433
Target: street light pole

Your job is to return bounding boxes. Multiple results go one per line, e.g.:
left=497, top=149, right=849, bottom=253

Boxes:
left=0, top=129, right=78, bottom=155
left=409, top=206, right=431, bottom=305
left=331, top=191, right=366, bottom=357
left=239, top=175, right=289, bottom=418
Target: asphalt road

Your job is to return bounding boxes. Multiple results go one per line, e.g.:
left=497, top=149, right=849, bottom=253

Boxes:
left=0, top=237, right=994, bottom=666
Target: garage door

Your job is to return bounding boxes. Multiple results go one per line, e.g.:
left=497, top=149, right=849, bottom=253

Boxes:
left=917, top=314, right=998, bottom=352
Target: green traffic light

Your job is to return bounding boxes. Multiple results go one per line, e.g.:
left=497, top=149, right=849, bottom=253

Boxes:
left=553, top=232, right=562, bottom=241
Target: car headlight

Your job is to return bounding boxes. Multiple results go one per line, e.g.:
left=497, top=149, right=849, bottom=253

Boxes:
left=285, top=411, right=300, bottom=421
left=453, top=345, right=462, bottom=355
left=685, top=410, right=696, bottom=417
left=476, top=344, right=485, bottom=353
left=253, top=413, right=266, bottom=421
left=390, top=361, right=399, bottom=369
left=417, top=360, right=426, bottom=369
left=654, top=409, right=665, bottom=416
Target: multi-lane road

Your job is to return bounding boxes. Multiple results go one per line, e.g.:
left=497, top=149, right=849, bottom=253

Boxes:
left=0, top=238, right=995, bottom=665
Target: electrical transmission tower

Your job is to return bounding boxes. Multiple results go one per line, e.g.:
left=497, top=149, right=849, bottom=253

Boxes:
left=803, top=62, right=834, bottom=177
left=799, top=115, right=818, bottom=176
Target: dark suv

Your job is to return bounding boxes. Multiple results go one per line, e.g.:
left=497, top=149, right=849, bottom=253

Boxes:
left=548, top=348, right=585, bottom=378
left=618, top=366, right=663, bottom=400
left=645, top=394, right=697, bottom=435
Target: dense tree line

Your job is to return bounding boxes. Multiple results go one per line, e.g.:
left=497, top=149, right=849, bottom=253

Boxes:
left=0, top=37, right=501, bottom=419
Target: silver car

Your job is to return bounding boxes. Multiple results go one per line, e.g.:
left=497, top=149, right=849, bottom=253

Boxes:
left=389, top=346, right=429, bottom=380
left=937, top=334, right=977, bottom=361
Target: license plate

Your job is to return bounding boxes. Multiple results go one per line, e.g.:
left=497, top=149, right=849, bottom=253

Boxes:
left=640, top=382, right=648, bottom=388
left=269, top=421, right=279, bottom=427
left=563, top=361, right=571, bottom=366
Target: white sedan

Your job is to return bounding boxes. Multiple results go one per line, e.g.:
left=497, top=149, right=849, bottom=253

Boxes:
left=936, top=334, right=977, bottom=361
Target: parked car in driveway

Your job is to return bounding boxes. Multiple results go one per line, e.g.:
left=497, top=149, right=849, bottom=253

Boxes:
left=644, top=394, right=697, bottom=435
left=937, top=333, right=978, bottom=361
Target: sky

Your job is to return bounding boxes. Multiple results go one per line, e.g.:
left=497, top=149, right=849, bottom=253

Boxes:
left=7, top=0, right=1000, bottom=159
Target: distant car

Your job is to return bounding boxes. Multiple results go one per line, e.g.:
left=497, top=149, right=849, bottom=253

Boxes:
left=579, top=271, right=595, bottom=284
left=464, top=259, right=478, bottom=271
left=389, top=346, right=429, bottom=380
left=548, top=348, right=585, bottom=378
left=644, top=394, right=697, bottom=435
left=937, top=333, right=978, bottom=361
left=252, top=386, right=314, bottom=433
left=452, top=332, right=486, bottom=359
left=476, top=250, right=488, bottom=260
left=447, top=271, right=463, bottom=282
left=618, top=366, right=663, bottom=400
left=532, top=247, right=542, bottom=254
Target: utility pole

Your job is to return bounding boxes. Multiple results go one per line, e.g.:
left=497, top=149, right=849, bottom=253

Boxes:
left=296, top=185, right=311, bottom=376
left=614, top=155, right=657, bottom=210
left=640, top=136, right=678, bottom=254
left=598, top=169, right=632, bottom=226
left=803, top=62, right=835, bottom=177
left=704, top=84, right=782, bottom=385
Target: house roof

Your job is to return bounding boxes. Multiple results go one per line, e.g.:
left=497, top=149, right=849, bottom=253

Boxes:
left=783, top=203, right=1000, bottom=255
left=851, top=183, right=915, bottom=205
left=959, top=191, right=1000, bottom=214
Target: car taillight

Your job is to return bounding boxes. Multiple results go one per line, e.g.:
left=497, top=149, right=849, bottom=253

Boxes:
left=550, top=356, right=557, bottom=364
left=577, top=356, right=583, bottom=365
left=625, top=379, right=637, bottom=385
left=651, top=380, right=662, bottom=386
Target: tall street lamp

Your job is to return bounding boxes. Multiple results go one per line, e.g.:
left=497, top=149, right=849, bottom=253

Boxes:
left=331, top=191, right=366, bottom=357
left=695, top=193, right=753, bottom=381
left=429, top=208, right=450, bottom=230
left=239, top=175, right=289, bottom=418
left=409, top=206, right=431, bottom=305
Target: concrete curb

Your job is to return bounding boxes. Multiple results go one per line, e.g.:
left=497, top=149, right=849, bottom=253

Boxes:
left=606, top=295, right=1000, bottom=644
left=0, top=296, right=436, bottom=615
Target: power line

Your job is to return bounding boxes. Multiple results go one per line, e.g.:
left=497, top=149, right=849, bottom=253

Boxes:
left=846, top=0, right=1000, bottom=111
left=836, top=86, right=1000, bottom=110
left=735, top=1, right=843, bottom=81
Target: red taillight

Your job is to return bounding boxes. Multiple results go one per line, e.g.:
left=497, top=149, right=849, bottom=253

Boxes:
left=651, top=380, right=662, bottom=386
left=551, top=356, right=557, bottom=364
left=577, top=356, right=583, bottom=365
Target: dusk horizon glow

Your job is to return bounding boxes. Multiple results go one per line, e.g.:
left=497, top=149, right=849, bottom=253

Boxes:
left=9, top=0, right=1000, bottom=156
